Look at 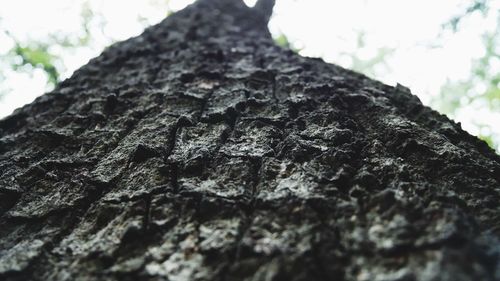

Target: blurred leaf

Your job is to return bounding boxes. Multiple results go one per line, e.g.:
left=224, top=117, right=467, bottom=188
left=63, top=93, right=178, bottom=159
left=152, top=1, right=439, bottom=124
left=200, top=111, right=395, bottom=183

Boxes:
left=12, top=44, right=59, bottom=85
left=274, top=34, right=290, bottom=48
left=340, top=31, right=395, bottom=78
left=479, top=134, right=496, bottom=149
left=434, top=2, right=500, bottom=153
left=444, top=0, right=490, bottom=31
left=436, top=80, right=471, bottom=116
left=273, top=33, right=301, bottom=53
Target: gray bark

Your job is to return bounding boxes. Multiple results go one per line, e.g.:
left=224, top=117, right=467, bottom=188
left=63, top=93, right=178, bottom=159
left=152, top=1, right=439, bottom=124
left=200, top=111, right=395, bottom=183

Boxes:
left=1, top=0, right=499, bottom=280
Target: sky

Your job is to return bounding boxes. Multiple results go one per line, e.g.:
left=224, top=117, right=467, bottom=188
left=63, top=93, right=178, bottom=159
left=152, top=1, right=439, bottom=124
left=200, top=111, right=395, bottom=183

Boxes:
left=0, top=0, right=499, bottom=148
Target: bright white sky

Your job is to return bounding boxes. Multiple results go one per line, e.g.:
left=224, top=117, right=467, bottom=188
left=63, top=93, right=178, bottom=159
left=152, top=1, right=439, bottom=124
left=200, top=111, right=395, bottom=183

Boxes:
left=0, top=0, right=499, bottom=148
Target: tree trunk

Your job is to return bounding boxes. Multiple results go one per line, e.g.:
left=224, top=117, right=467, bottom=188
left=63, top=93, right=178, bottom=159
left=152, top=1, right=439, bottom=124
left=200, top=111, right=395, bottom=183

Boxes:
left=1, top=0, right=499, bottom=280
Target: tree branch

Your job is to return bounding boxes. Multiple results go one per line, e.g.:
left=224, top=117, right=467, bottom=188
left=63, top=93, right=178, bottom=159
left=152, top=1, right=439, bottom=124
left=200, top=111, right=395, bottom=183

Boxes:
left=253, top=0, right=276, bottom=24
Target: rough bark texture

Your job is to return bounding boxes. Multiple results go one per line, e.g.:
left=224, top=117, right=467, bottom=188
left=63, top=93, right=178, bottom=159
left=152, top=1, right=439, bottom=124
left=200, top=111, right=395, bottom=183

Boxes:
left=1, top=0, right=500, bottom=280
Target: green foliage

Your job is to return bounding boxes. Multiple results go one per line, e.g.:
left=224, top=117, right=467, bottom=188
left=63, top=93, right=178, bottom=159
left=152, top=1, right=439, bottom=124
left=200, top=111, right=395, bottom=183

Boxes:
left=434, top=2, right=499, bottom=153
left=0, top=1, right=104, bottom=93
left=479, top=134, right=496, bottom=150
left=274, top=33, right=290, bottom=48
left=445, top=0, right=490, bottom=31
left=12, top=43, right=59, bottom=85
left=340, top=31, right=394, bottom=78
left=435, top=80, right=470, bottom=116
left=471, top=32, right=500, bottom=108
left=273, top=33, right=301, bottom=53
left=0, top=0, right=173, bottom=98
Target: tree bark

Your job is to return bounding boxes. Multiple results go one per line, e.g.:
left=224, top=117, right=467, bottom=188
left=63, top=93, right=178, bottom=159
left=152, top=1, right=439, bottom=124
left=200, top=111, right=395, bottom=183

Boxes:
left=1, top=0, right=499, bottom=280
